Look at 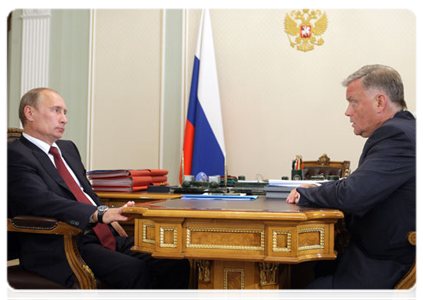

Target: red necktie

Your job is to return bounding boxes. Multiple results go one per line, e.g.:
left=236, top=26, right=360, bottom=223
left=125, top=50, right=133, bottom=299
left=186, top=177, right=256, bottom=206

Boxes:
left=49, top=146, right=116, bottom=251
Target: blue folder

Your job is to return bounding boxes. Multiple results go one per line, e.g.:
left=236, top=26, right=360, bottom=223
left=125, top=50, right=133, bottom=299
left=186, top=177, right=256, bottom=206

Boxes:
left=181, top=194, right=258, bottom=201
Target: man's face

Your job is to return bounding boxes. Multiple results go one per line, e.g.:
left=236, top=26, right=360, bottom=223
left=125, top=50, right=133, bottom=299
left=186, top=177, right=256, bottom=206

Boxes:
left=344, top=79, right=380, bottom=138
left=27, top=90, right=68, bottom=145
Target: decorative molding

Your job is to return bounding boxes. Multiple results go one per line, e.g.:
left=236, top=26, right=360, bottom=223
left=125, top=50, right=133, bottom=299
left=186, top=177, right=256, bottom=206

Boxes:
left=22, top=9, right=51, bottom=18
left=223, top=268, right=245, bottom=289
left=142, top=223, right=156, bottom=244
left=298, top=227, right=325, bottom=251
left=87, top=9, right=96, bottom=170
left=196, top=260, right=211, bottom=283
left=259, top=262, right=278, bottom=286
left=272, top=229, right=292, bottom=252
left=20, top=9, right=51, bottom=96
left=186, top=227, right=265, bottom=250
left=159, top=226, right=178, bottom=248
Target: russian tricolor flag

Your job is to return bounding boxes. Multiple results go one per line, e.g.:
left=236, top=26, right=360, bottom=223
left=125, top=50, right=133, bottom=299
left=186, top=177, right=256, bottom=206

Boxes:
left=181, top=9, right=226, bottom=181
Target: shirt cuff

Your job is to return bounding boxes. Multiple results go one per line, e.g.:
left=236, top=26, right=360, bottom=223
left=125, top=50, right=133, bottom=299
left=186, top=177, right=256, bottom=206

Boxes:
left=89, top=211, right=97, bottom=223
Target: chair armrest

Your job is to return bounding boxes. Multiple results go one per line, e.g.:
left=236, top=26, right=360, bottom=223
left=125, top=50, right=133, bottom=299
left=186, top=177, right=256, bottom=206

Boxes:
left=407, top=231, right=416, bottom=246
left=391, top=231, right=420, bottom=300
left=7, top=216, right=96, bottom=289
left=8, top=215, right=82, bottom=236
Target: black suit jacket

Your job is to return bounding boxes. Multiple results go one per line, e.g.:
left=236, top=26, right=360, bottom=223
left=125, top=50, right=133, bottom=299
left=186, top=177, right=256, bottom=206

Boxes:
left=8, top=136, right=102, bottom=286
left=297, top=110, right=416, bottom=288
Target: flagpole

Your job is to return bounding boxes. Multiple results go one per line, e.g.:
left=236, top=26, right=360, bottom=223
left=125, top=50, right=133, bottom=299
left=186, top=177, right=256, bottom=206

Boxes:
left=224, top=156, right=227, bottom=189
left=182, top=150, right=185, bottom=176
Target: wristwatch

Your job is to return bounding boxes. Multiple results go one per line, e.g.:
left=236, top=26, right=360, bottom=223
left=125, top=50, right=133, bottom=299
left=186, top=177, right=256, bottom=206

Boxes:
left=97, top=205, right=109, bottom=223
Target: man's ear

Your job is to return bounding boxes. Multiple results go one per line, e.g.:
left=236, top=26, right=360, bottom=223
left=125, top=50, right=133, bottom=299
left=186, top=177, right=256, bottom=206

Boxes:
left=24, top=106, right=34, bottom=122
left=376, top=94, right=388, bottom=113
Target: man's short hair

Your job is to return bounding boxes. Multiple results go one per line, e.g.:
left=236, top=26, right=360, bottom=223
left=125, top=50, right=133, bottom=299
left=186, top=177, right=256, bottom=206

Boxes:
left=19, top=87, right=58, bottom=126
left=342, top=65, right=407, bottom=109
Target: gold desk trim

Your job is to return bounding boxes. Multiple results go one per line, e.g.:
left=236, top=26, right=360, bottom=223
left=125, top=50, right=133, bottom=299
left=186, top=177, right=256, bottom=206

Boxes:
left=186, top=227, right=265, bottom=251
left=142, top=223, right=155, bottom=244
left=298, top=227, right=325, bottom=251
left=159, top=226, right=178, bottom=248
left=223, top=268, right=245, bottom=289
left=272, top=229, right=292, bottom=252
left=259, top=262, right=278, bottom=286
left=197, top=260, right=211, bottom=283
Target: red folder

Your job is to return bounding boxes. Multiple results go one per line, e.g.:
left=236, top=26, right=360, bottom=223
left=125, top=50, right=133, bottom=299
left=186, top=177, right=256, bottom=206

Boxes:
left=90, top=176, right=152, bottom=186
left=92, top=185, right=148, bottom=192
left=149, top=169, right=168, bottom=176
left=150, top=176, right=168, bottom=183
left=90, top=176, right=167, bottom=186
left=87, top=169, right=151, bottom=179
left=87, top=169, right=168, bottom=179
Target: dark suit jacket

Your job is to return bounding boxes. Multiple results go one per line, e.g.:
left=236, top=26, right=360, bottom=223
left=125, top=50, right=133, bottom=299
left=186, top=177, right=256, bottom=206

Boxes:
left=297, top=110, right=416, bottom=288
left=8, top=136, right=102, bottom=287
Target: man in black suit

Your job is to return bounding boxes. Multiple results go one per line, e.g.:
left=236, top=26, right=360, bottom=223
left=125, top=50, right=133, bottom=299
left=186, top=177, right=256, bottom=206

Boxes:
left=8, top=88, right=190, bottom=288
left=287, top=65, right=415, bottom=289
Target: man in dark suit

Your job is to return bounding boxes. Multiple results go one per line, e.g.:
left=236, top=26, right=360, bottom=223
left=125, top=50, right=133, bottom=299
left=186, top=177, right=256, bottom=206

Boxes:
left=8, top=87, right=190, bottom=288
left=287, top=65, right=415, bottom=289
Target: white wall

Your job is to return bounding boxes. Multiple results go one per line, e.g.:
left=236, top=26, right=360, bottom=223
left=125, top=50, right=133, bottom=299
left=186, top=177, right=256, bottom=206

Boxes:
left=184, top=9, right=416, bottom=180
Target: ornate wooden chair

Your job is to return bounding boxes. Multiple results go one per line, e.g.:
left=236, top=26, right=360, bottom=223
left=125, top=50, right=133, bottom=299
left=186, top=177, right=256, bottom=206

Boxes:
left=7, top=128, right=103, bottom=289
left=285, top=154, right=350, bottom=288
left=392, top=231, right=420, bottom=300
left=5, top=216, right=116, bottom=300
left=302, top=153, right=351, bottom=180
left=7, top=127, right=24, bottom=143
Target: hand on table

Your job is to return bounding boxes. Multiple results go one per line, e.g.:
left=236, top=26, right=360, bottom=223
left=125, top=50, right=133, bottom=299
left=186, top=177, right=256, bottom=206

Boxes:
left=104, top=201, right=135, bottom=237
left=104, top=201, right=135, bottom=224
left=286, top=184, right=317, bottom=204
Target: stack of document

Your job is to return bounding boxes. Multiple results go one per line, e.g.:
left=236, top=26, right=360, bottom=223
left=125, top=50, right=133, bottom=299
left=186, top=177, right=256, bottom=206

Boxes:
left=87, top=169, right=168, bottom=192
left=265, top=180, right=325, bottom=199
left=264, top=185, right=293, bottom=199
left=232, top=180, right=268, bottom=195
left=268, top=179, right=323, bottom=186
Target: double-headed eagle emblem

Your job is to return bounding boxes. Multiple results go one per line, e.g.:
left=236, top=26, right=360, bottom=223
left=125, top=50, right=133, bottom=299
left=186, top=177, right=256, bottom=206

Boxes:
left=284, top=9, right=328, bottom=52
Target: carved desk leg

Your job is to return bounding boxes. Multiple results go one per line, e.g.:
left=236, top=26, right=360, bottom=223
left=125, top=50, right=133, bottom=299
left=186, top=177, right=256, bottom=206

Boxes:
left=197, top=260, right=211, bottom=282
left=197, top=260, right=281, bottom=289
left=197, top=260, right=213, bottom=289
left=259, top=262, right=279, bottom=288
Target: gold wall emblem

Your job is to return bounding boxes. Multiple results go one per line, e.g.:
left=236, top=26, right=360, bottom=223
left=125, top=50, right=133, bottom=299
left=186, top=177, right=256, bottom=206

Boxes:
left=284, top=9, right=328, bottom=52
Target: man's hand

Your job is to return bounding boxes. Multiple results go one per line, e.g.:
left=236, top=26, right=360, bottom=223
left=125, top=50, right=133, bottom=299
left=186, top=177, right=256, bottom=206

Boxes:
left=286, top=188, right=300, bottom=204
left=286, top=184, right=317, bottom=204
left=93, top=201, right=135, bottom=224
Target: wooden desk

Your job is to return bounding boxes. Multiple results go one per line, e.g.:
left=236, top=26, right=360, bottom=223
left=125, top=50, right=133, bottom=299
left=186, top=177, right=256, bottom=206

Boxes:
left=123, top=196, right=344, bottom=289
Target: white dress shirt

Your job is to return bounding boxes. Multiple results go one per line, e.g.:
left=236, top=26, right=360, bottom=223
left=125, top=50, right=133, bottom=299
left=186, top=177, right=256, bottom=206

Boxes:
left=22, top=133, right=97, bottom=206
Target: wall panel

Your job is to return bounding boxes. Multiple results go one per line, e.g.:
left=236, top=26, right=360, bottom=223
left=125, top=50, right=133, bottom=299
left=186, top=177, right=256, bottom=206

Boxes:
left=91, top=9, right=162, bottom=170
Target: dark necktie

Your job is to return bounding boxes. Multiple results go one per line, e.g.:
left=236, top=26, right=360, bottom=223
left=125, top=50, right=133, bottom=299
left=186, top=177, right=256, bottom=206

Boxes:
left=49, top=146, right=116, bottom=251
